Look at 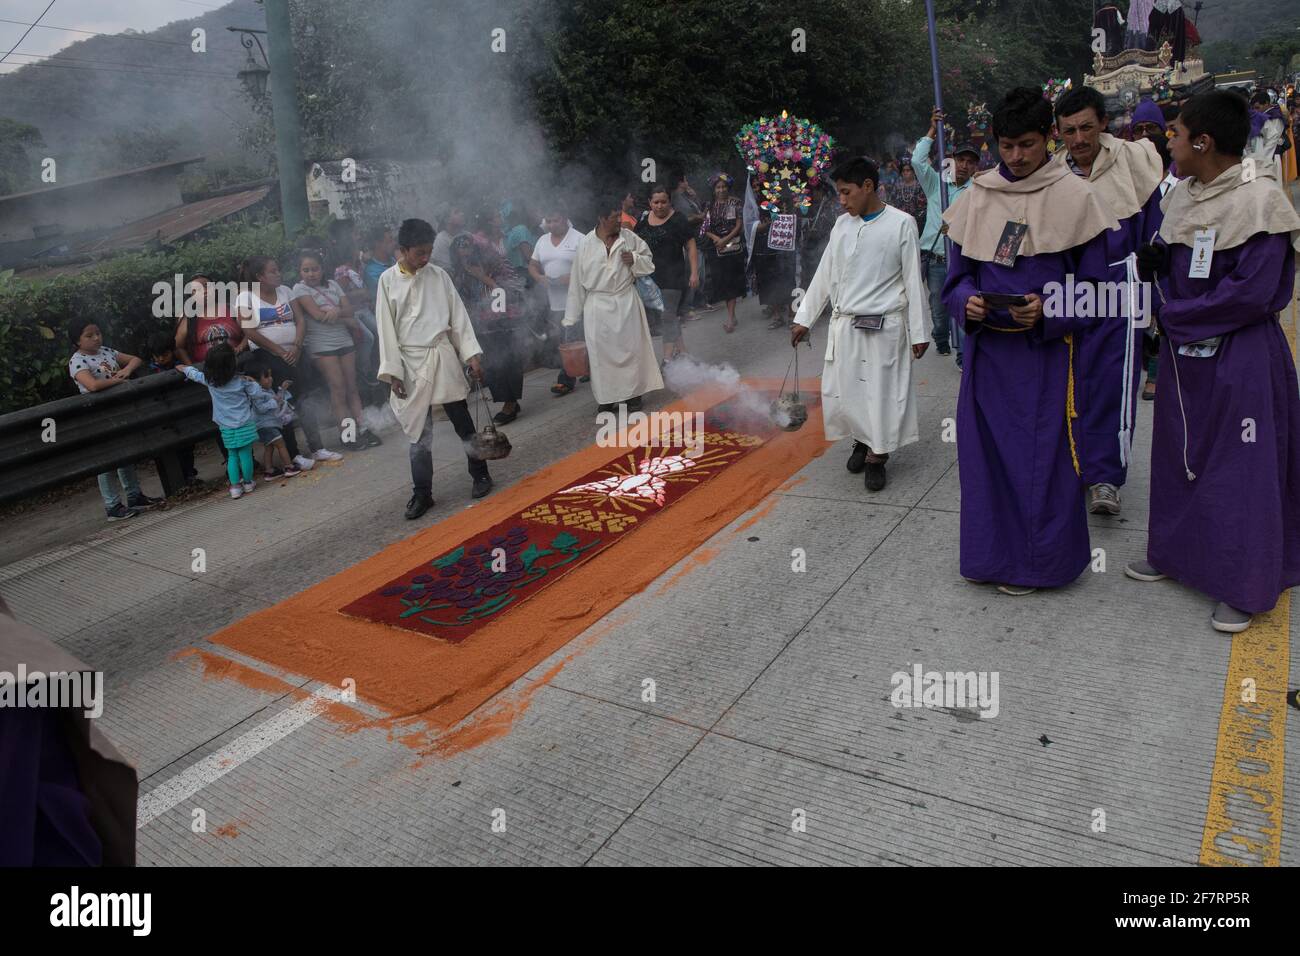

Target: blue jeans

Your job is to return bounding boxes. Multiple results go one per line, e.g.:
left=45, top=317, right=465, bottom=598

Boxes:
left=923, top=253, right=962, bottom=359
left=97, top=466, right=140, bottom=510
left=354, top=308, right=378, bottom=379
left=409, top=403, right=489, bottom=497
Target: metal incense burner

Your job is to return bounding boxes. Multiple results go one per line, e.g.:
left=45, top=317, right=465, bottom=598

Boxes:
left=470, top=372, right=513, bottom=460
left=470, top=421, right=513, bottom=460
left=771, top=341, right=808, bottom=431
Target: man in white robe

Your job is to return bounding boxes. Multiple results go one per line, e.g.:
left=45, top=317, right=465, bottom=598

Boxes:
left=792, top=157, right=931, bottom=491
left=563, top=200, right=664, bottom=413
left=375, top=218, right=493, bottom=519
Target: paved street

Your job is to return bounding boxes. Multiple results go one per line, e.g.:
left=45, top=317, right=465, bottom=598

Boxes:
left=3, top=288, right=1299, bottom=867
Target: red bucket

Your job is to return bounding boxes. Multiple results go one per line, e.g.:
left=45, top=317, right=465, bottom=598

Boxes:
left=558, top=340, right=589, bottom=378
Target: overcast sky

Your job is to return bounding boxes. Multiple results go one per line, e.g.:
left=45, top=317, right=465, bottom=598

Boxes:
left=0, top=0, right=231, bottom=62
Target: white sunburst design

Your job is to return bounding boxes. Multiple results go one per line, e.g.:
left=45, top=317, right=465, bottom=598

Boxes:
left=558, top=454, right=700, bottom=508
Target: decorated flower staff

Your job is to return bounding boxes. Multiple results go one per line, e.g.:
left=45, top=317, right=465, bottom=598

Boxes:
left=734, top=110, right=836, bottom=216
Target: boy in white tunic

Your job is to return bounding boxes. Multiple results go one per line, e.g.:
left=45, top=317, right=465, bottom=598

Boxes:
left=791, top=157, right=931, bottom=491
left=563, top=197, right=664, bottom=413
left=375, top=218, right=493, bottom=520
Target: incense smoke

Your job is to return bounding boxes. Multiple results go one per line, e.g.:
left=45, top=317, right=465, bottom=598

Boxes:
left=662, top=354, right=792, bottom=426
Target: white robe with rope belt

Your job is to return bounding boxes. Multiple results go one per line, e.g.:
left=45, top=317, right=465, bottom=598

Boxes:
left=563, top=228, right=664, bottom=405
left=792, top=206, right=930, bottom=453
left=374, top=261, right=482, bottom=442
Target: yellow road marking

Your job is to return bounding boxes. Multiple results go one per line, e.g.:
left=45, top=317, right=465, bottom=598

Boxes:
left=1198, top=178, right=1297, bottom=866
left=1199, top=591, right=1289, bottom=865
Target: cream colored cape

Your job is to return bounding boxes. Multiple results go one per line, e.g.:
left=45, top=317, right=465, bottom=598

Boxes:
left=1088, top=133, right=1164, bottom=221
left=1159, top=161, right=1300, bottom=251
left=942, top=152, right=1119, bottom=262
left=374, top=263, right=483, bottom=442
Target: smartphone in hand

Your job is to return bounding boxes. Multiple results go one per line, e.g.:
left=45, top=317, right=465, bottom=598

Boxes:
left=978, top=291, right=1029, bottom=309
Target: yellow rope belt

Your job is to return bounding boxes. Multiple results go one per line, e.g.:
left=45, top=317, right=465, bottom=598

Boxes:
left=1065, top=333, right=1080, bottom=476
left=982, top=323, right=1081, bottom=477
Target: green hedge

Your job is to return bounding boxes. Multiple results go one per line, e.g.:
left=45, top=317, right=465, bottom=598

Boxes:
left=0, top=217, right=334, bottom=415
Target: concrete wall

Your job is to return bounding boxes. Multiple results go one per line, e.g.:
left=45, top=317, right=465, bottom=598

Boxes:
left=305, top=159, right=445, bottom=228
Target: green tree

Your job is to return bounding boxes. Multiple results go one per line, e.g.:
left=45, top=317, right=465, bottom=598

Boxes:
left=87, top=123, right=193, bottom=175
left=239, top=0, right=1098, bottom=189
left=0, top=117, right=45, bottom=196
left=1252, top=30, right=1300, bottom=81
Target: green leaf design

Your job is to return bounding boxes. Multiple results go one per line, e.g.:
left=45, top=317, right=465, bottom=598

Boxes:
left=519, top=543, right=553, bottom=571
left=550, top=531, right=579, bottom=550
left=432, top=546, right=465, bottom=569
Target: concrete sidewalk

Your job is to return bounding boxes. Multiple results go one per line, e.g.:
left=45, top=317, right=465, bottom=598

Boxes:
left=3, top=292, right=1298, bottom=866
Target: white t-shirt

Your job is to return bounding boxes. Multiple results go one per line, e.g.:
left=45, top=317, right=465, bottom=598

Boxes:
left=531, top=226, right=582, bottom=312
left=68, top=347, right=121, bottom=394
left=235, top=285, right=297, bottom=350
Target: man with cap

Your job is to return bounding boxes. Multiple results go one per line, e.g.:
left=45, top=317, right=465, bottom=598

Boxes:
left=1132, top=99, right=1180, bottom=195
left=913, top=108, right=979, bottom=368
left=1055, top=85, right=1165, bottom=517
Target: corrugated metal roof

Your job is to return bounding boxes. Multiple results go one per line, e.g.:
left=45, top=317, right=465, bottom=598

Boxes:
left=13, top=185, right=273, bottom=278
left=0, top=156, right=205, bottom=204
left=68, top=185, right=272, bottom=256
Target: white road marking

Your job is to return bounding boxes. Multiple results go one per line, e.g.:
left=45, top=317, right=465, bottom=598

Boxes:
left=136, top=686, right=339, bottom=829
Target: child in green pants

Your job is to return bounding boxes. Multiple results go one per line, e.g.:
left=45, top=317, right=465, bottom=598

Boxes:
left=178, top=343, right=275, bottom=499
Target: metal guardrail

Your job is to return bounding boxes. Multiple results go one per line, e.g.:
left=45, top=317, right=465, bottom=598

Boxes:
left=0, top=372, right=217, bottom=506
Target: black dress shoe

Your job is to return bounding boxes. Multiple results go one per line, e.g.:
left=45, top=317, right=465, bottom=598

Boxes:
left=864, top=460, right=887, bottom=492
left=493, top=406, right=519, bottom=425
left=846, top=441, right=869, bottom=474
left=405, top=493, right=434, bottom=519
left=361, top=429, right=383, bottom=448
left=472, top=475, right=494, bottom=499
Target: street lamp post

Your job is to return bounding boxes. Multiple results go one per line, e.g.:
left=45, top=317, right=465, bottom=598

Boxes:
left=228, top=0, right=308, bottom=238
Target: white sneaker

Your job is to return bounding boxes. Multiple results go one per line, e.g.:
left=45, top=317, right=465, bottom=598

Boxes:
left=229, top=484, right=244, bottom=499
left=293, top=455, right=316, bottom=471
left=313, top=448, right=343, bottom=461
left=241, top=480, right=256, bottom=493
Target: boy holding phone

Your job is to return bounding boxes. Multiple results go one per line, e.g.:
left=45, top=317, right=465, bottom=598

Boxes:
left=940, top=87, right=1116, bottom=596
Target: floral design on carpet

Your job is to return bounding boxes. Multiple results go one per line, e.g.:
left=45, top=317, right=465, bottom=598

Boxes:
left=341, top=391, right=814, bottom=642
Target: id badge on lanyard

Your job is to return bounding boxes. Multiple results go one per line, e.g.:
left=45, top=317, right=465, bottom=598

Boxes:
left=1188, top=228, right=1215, bottom=279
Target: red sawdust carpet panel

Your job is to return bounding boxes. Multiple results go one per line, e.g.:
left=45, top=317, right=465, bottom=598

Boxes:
left=209, top=381, right=831, bottom=729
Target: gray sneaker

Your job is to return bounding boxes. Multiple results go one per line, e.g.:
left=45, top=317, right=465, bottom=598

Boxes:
left=996, top=584, right=1037, bottom=596
left=1088, top=483, right=1121, bottom=515
left=105, top=503, right=137, bottom=522
left=1211, top=603, right=1252, bottom=634
left=1124, top=560, right=1167, bottom=582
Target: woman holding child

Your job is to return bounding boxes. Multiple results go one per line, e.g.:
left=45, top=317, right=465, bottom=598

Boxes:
left=234, top=255, right=342, bottom=469
left=290, top=249, right=382, bottom=451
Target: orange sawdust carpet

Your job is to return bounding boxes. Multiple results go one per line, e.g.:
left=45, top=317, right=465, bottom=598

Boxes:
left=209, top=380, right=831, bottom=729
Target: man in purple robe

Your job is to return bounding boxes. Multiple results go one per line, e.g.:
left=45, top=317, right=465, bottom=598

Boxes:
left=1126, top=90, right=1300, bottom=633
left=942, top=88, right=1118, bottom=595
left=1056, top=86, right=1166, bottom=516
